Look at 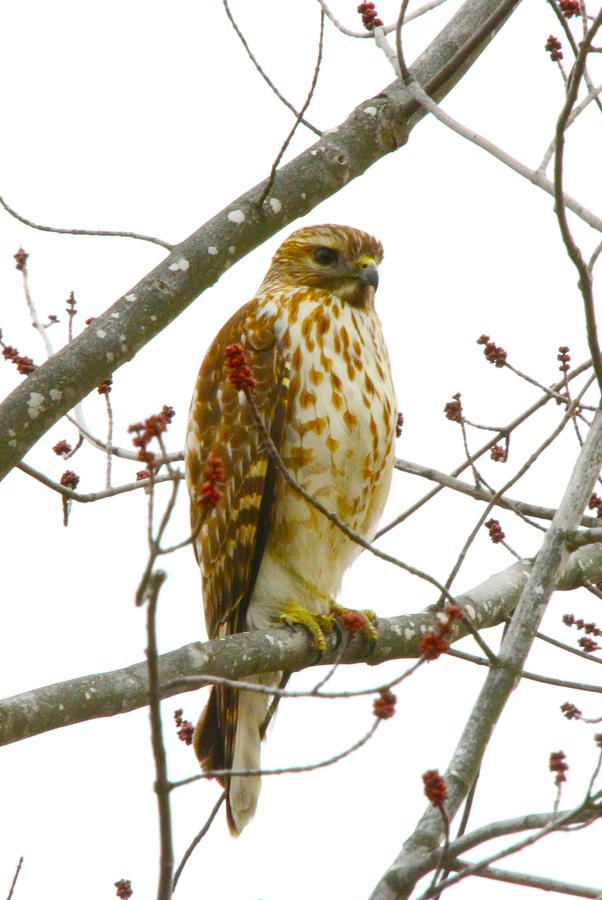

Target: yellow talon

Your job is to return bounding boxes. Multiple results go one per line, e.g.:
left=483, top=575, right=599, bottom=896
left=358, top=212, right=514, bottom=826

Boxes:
left=330, top=602, right=379, bottom=643
left=279, top=602, right=334, bottom=653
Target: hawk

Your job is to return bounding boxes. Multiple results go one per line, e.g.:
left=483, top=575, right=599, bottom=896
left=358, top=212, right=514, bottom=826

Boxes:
left=185, top=224, right=397, bottom=834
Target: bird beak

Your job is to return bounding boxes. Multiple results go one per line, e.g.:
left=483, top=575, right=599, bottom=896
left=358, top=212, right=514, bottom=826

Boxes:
left=358, top=261, right=379, bottom=290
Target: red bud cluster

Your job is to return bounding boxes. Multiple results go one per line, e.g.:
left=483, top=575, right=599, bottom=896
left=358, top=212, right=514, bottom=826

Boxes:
left=114, top=879, right=133, bottom=899
left=224, top=343, right=257, bottom=392
left=560, top=702, right=582, bottom=720
left=549, top=750, right=568, bottom=786
left=422, top=769, right=447, bottom=808
left=477, top=334, right=507, bottom=367
left=1, top=332, right=36, bottom=375
left=559, top=0, right=580, bottom=17
left=60, top=470, right=80, bottom=490
left=444, top=393, right=462, bottom=422
left=419, top=604, right=463, bottom=661
left=128, top=405, right=175, bottom=472
left=490, top=444, right=507, bottom=462
left=174, top=708, right=194, bottom=746
left=373, top=688, right=397, bottom=720
left=357, top=2, right=383, bottom=30
left=14, top=248, right=28, bottom=271
left=545, top=35, right=563, bottom=60
left=198, top=454, right=225, bottom=510
left=485, top=518, right=505, bottom=544
left=557, top=346, right=571, bottom=373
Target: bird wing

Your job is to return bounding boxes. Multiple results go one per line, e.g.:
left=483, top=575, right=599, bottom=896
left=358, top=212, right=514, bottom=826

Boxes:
left=186, top=298, right=289, bottom=641
left=186, top=298, right=289, bottom=795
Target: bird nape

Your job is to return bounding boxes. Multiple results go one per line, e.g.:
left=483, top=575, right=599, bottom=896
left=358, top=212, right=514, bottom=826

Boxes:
left=185, top=224, right=397, bottom=835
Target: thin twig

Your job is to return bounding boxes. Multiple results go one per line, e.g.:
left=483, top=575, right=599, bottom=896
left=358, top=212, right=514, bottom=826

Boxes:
left=553, top=7, right=602, bottom=392
left=377, top=360, right=594, bottom=537
left=448, top=647, right=602, bottom=694
left=222, top=1, right=322, bottom=136
left=0, top=193, right=173, bottom=250
left=6, top=857, right=23, bottom=900
left=316, top=0, right=450, bottom=38
left=145, top=570, right=173, bottom=900
left=172, top=719, right=381, bottom=789
left=172, top=792, right=226, bottom=892
left=17, top=460, right=183, bottom=503
left=257, top=9, right=325, bottom=207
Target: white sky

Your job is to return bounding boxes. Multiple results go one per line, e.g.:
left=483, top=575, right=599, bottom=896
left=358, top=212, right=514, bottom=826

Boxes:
left=1, top=1, right=601, bottom=898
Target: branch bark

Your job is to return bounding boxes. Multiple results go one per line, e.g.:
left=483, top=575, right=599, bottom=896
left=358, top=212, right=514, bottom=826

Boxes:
left=0, top=0, right=522, bottom=483
left=2, top=541, right=602, bottom=750
left=369, top=410, right=602, bottom=900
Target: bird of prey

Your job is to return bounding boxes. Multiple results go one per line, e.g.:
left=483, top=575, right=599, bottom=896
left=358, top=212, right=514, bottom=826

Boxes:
left=185, top=223, right=397, bottom=834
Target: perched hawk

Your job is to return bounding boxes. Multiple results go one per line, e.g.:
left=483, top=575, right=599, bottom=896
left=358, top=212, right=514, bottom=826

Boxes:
left=186, top=224, right=397, bottom=834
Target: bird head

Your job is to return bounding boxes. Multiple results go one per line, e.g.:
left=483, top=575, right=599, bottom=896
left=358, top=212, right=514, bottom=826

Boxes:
left=260, top=224, right=384, bottom=307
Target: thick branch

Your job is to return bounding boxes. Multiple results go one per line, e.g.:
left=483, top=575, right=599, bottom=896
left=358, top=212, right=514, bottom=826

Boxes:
left=0, top=0, right=521, bottom=483
left=370, top=411, right=602, bottom=900
left=2, top=542, right=602, bottom=749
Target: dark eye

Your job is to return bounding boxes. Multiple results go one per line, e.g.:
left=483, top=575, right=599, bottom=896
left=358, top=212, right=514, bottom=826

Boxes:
left=313, top=246, right=339, bottom=267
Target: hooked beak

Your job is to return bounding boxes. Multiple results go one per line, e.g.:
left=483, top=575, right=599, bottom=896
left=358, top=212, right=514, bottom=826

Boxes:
left=358, top=264, right=379, bottom=290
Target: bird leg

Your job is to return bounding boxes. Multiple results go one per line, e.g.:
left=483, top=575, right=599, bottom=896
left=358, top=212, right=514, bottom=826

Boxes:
left=278, top=602, right=336, bottom=654
left=329, top=601, right=379, bottom=648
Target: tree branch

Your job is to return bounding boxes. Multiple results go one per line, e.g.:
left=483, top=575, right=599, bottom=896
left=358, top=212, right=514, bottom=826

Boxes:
left=3, top=542, right=602, bottom=749
left=369, top=410, right=602, bottom=899
left=0, top=0, right=522, bottom=483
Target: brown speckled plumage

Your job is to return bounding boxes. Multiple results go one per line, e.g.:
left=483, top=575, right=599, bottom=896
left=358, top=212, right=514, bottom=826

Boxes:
left=186, top=224, right=397, bottom=834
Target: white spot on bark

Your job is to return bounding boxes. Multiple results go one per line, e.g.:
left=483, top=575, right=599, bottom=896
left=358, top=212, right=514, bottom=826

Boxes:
left=58, top=704, right=64, bottom=711
left=96, top=329, right=106, bottom=339
left=111, top=312, right=120, bottom=319
left=9, top=429, right=15, bottom=437
left=268, top=198, right=282, bottom=214
left=208, top=246, right=218, bottom=256
left=404, top=628, right=415, bottom=640
left=364, top=106, right=378, bottom=116
left=150, top=315, right=157, bottom=322
left=125, top=293, right=137, bottom=302
left=465, top=605, right=476, bottom=619
left=228, top=245, right=236, bottom=254
left=169, top=257, right=190, bottom=272
left=8, top=440, right=16, bottom=447
left=228, top=209, right=245, bottom=224
left=27, top=392, right=45, bottom=418
left=106, top=352, right=115, bottom=362
left=301, top=192, right=307, bottom=199
left=121, top=344, right=128, bottom=353
left=49, top=389, right=62, bottom=402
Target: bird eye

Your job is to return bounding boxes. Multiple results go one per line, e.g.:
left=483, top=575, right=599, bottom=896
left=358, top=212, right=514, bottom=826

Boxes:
left=313, top=246, right=338, bottom=267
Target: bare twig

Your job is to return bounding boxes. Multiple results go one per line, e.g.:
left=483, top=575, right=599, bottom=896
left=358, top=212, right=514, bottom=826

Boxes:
left=257, top=9, right=325, bottom=207
left=316, top=0, right=450, bottom=38
left=173, top=719, right=381, bottom=789
left=378, top=360, right=593, bottom=537
left=0, top=193, right=173, bottom=250
left=145, top=570, right=173, bottom=900
left=6, top=857, right=23, bottom=900
left=446, top=858, right=602, bottom=898
left=172, top=792, right=226, bottom=892
left=222, top=1, right=322, bottom=136
left=553, top=8, right=602, bottom=392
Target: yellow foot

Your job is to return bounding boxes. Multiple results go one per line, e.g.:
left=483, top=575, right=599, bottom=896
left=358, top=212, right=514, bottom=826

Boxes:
left=330, top=602, right=379, bottom=645
left=278, top=602, right=335, bottom=654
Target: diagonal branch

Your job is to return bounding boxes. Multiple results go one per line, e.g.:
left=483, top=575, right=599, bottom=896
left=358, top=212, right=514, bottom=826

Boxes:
left=0, top=0, right=522, bottom=484
left=2, top=541, right=602, bottom=750
left=369, top=411, right=602, bottom=900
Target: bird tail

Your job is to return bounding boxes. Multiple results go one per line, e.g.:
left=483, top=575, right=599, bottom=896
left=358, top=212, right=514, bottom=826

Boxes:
left=194, top=674, right=280, bottom=836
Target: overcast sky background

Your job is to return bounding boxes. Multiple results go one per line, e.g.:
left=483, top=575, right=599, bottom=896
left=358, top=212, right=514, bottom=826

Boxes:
left=1, top=1, right=602, bottom=898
